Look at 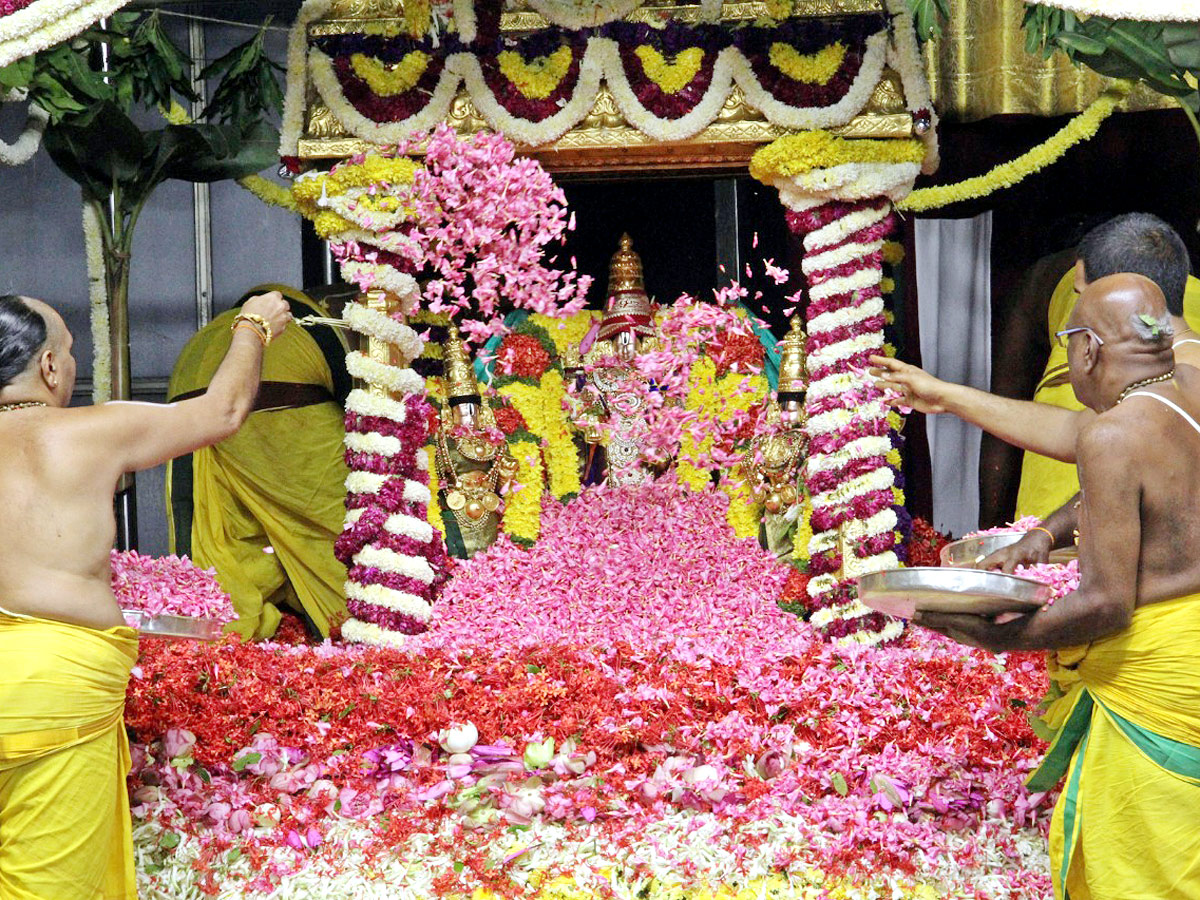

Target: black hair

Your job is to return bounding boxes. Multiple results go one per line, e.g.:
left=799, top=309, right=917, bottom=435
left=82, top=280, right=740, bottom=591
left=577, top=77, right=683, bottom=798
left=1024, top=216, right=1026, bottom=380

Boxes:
left=0, top=295, right=47, bottom=389
left=1077, top=213, right=1191, bottom=316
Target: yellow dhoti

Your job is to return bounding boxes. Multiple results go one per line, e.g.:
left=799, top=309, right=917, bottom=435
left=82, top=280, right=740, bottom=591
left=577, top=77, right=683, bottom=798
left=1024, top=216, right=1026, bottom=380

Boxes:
left=1028, top=595, right=1200, bottom=899
left=0, top=610, right=138, bottom=900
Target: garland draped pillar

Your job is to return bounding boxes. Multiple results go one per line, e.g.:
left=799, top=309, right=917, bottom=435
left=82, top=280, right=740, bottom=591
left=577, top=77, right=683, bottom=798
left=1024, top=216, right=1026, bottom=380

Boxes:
left=751, top=133, right=924, bottom=647
left=335, top=288, right=451, bottom=647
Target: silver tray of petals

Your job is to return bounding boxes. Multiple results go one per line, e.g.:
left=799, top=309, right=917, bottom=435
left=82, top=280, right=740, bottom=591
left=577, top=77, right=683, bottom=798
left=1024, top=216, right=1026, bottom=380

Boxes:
left=856, top=567, right=1052, bottom=619
left=939, top=534, right=1078, bottom=568
left=122, top=610, right=225, bottom=641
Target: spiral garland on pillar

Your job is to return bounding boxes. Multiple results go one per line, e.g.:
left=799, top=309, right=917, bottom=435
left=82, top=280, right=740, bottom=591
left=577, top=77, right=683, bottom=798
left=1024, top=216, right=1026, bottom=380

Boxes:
left=335, top=292, right=452, bottom=648
left=751, top=132, right=924, bottom=647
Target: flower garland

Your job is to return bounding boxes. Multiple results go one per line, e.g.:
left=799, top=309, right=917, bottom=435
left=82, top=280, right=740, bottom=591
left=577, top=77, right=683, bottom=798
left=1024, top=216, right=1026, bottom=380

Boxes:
left=281, top=7, right=896, bottom=153
left=523, top=0, right=645, bottom=31
left=0, top=88, right=47, bottom=166
left=897, top=81, right=1131, bottom=213
left=767, top=41, right=846, bottom=85
left=752, top=132, right=921, bottom=648
left=882, top=0, right=938, bottom=171
left=503, top=438, right=544, bottom=544
left=0, top=0, right=128, bottom=69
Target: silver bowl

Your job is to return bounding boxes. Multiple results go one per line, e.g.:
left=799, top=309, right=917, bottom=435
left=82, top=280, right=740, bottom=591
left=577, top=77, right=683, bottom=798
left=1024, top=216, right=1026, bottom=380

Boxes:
left=134, top=612, right=225, bottom=641
left=857, top=567, right=1052, bottom=619
left=939, top=533, right=1024, bottom=568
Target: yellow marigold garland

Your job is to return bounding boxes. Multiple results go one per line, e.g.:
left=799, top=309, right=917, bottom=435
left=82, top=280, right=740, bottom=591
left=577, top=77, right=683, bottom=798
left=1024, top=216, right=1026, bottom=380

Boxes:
left=792, top=491, right=814, bottom=563
left=350, top=51, right=431, bottom=97
left=722, top=476, right=760, bottom=541
left=750, top=132, right=925, bottom=182
left=237, top=175, right=300, bottom=213
left=768, top=42, right=846, bottom=85
left=424, top=446, right=445, bottom=536
left=897, top=82, right=1132, bottom=213
left=497, top=46, right=574, bottom=100
left=537, top=370, right=582, bottom=499
left=882, top=240, right=905, bottom=266
left=633, top=46, right=705, bottom=95
left=503, top=440, right=545, bottom=543
left=530, top=311, right=597, bottom=356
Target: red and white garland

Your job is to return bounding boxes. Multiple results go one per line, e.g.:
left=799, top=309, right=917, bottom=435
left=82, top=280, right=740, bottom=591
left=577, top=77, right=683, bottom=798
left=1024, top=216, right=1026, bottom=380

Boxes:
left=335, top=297, right=451, bottom=648
left=754, top=144, right=921, bottom=647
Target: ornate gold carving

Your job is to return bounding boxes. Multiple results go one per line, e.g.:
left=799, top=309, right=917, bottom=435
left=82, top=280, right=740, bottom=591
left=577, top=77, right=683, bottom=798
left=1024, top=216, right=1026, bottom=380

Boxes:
left=307, top=101, right=353, bottom=140
left=863, top=67, right=906, bottom=114
left=327, top=0, right=406, bottom=20
left=828, top=113, right=912, bottom=138
left=501, top=0, right=883, bottom=32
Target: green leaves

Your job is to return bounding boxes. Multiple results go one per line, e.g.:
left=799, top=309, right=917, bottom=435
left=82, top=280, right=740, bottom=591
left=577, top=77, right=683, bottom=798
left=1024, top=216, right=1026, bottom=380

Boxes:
left=1022, top=4, right=1197, bottom=98
left=906, top=0, right=950, bottom=42
left=199, top=23, right=285, bottom=124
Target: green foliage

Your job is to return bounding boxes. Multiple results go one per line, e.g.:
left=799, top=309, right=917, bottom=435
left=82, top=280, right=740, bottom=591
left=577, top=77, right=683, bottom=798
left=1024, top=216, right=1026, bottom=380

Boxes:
left=1022, top=4, right=1200, bottom=108
left=905, top=0, right=950, bottom=41
left=2, top=11, right=283, bottom=228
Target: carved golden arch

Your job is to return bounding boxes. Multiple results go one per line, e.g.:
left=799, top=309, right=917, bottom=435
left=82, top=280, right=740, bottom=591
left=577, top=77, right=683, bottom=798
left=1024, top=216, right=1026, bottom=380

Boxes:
left=296, top=1, right=917, bottom=174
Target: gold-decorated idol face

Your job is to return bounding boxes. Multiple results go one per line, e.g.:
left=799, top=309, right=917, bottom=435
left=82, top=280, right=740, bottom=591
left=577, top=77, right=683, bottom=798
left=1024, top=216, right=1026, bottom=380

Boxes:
left=780, top=399, right=804, bottom=426
left=453, top=402, right=478, bottom=429
left=615, top=331, right=637, bottom=362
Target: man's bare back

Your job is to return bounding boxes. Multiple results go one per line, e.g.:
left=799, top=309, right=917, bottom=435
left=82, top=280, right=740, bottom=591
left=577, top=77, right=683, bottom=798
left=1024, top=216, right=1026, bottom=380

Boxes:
left=0, top=293, right=291, bottom=630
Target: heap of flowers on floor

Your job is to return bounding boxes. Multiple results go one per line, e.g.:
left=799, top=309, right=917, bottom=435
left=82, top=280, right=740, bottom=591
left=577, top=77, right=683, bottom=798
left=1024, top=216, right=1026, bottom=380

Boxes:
left=117, top=493, right=1080, bottom=899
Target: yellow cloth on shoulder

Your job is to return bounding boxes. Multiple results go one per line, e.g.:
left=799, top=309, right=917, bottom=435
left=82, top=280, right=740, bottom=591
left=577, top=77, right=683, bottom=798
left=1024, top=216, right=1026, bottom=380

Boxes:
left=1016, top=272, right=1200, bottom=519
left=166, top=299, right=350, bottom=640
left=0, top=611, right=138, bottom=900
left=1028, top=594, right=1200, bottom=899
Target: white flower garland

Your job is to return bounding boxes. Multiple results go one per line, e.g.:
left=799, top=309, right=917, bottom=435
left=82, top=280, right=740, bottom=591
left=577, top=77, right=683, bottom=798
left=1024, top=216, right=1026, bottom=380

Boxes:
left=345, top=430, right=403, bottom=457
left=339, top=616, right=412, bottom=649
left=810, top=467, right=894, bottom=512
left=346, top=388, right=410, bottom=422
left=346, top=303, right=425, bottom=358
left=883, top=0, right=939, bottom=173
left=309, top=47, right=463, bottom=148
left=337, top=263, right=423, bottom=312
left=806, top=267, right=881, bottom=305
left=0, top=89, right=48, bottom=166
left=346, top=471, right=388, bottom=495
left=82, top=201, right=111, bottom=404
left=804, top=436, right=893, bottom=475
left=801, top=203, right=894, bottom=252
left=353, top=545, right=436, bottom=584
left=807, top=296, right=887, bottom=338
left=384, top=511, right=434, bottom=543
left=345, top=579, right=433, bottom=621
left=803, top=239, right=884, bottom=275
left=447, top=45, right=605, bottom=148
left=597, top=40, right=738, bottom=144
left=806, top=331, right=884, bottom=371
left=773, top=161, right=921, bottom=211
left=806, top=400, right=888, bottom=436
left=278, top=0, right=333, bottom=157
left=346, top=352, right=426, bottom=394
left=0, top=0, right=129, bottom=68
left=728, top=30, right=888, bottom=132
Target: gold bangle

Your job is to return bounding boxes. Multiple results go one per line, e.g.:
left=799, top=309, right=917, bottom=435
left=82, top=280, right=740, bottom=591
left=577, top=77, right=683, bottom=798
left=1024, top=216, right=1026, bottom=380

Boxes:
left=233, top=321, right=268, bottom=347
left=231, top=313, right=273, bottom=345
left=1031, top=526, right=1055, bottom=544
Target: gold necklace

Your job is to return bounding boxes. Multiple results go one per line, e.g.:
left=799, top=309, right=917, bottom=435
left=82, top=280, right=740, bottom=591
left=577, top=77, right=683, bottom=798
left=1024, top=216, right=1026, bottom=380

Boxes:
left=1118, top=368, right=1175, bottom=404
left=0, top=401, right=47, bottom=413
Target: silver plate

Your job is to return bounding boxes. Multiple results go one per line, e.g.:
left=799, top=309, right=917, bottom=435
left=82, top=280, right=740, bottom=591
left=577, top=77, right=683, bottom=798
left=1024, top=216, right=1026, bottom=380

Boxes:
left=132, top=612, right=225, bottom=641
left=940, top=533, right=1079, bottom=568
left=856, top=567, right=1052, bottom=619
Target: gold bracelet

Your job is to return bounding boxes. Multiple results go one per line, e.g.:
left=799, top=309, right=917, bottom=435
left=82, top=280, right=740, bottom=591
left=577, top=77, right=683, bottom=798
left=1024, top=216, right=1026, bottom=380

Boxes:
left=1031, top=526, right=1055, bottom=544
left=231, top=313, right=273, bottom=345
left=233, top=320, right=268, bottom=347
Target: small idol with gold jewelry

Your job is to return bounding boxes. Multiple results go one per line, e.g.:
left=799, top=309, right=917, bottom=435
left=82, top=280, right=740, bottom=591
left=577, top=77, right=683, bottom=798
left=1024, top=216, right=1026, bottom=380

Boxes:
left=741, top=318, right=810, bottom=559
left=433, top=327, right=518, bottom=558
left=567, top=234, right=659, bottom=486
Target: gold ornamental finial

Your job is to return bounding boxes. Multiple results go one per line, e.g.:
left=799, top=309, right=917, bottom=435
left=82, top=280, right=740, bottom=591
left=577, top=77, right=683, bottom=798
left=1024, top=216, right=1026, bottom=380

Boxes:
left=608, top=233, right=645, bottom=295
left=777, top=317, right=807, bottom=397
left=443, top=326, right=481, bottom=401
left=598, top=233, right=655, bottom=341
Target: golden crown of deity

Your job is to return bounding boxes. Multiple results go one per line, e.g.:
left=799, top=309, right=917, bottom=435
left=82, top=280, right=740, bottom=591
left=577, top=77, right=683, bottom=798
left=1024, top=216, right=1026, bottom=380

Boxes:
left=443, top=326, right=481, bottom=401
left=777, top=317, right=807, bottom=396
left=598, top=234, right=655, bottom=340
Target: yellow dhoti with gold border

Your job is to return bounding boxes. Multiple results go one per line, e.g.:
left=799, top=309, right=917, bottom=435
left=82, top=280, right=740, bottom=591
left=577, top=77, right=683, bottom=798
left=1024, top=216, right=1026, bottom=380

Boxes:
left=1028, top=594, right=1200, bottom=899
left=0, top=610, right=139, bottom=900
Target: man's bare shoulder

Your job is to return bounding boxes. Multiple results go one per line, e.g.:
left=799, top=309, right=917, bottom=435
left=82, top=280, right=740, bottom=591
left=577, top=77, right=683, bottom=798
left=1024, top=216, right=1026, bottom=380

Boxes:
left=1078, top=402, right=1161, bottom=459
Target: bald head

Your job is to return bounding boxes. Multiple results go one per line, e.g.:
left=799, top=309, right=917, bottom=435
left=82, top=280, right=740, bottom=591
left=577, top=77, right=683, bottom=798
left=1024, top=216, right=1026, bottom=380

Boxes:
left=1074, top=273, right=1174, bottom=348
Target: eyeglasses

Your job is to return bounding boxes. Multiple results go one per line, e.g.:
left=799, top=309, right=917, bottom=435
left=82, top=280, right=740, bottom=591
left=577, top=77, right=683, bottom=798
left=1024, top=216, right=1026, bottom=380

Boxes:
left=1054, top=326, right=1105, bottom=349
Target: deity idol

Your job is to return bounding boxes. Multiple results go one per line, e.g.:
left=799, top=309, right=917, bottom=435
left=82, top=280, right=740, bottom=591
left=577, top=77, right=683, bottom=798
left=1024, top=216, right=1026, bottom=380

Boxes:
left=567, top=234, right=660, bottom=486
left=433, top=328, right=518, bottom=558
left=741, top=318, right=809, bottom=559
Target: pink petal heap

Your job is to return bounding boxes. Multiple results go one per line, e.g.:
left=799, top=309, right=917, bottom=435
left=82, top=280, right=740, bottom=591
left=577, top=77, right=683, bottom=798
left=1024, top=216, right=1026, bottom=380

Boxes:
left=110, top=550, right=236, bottom=624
